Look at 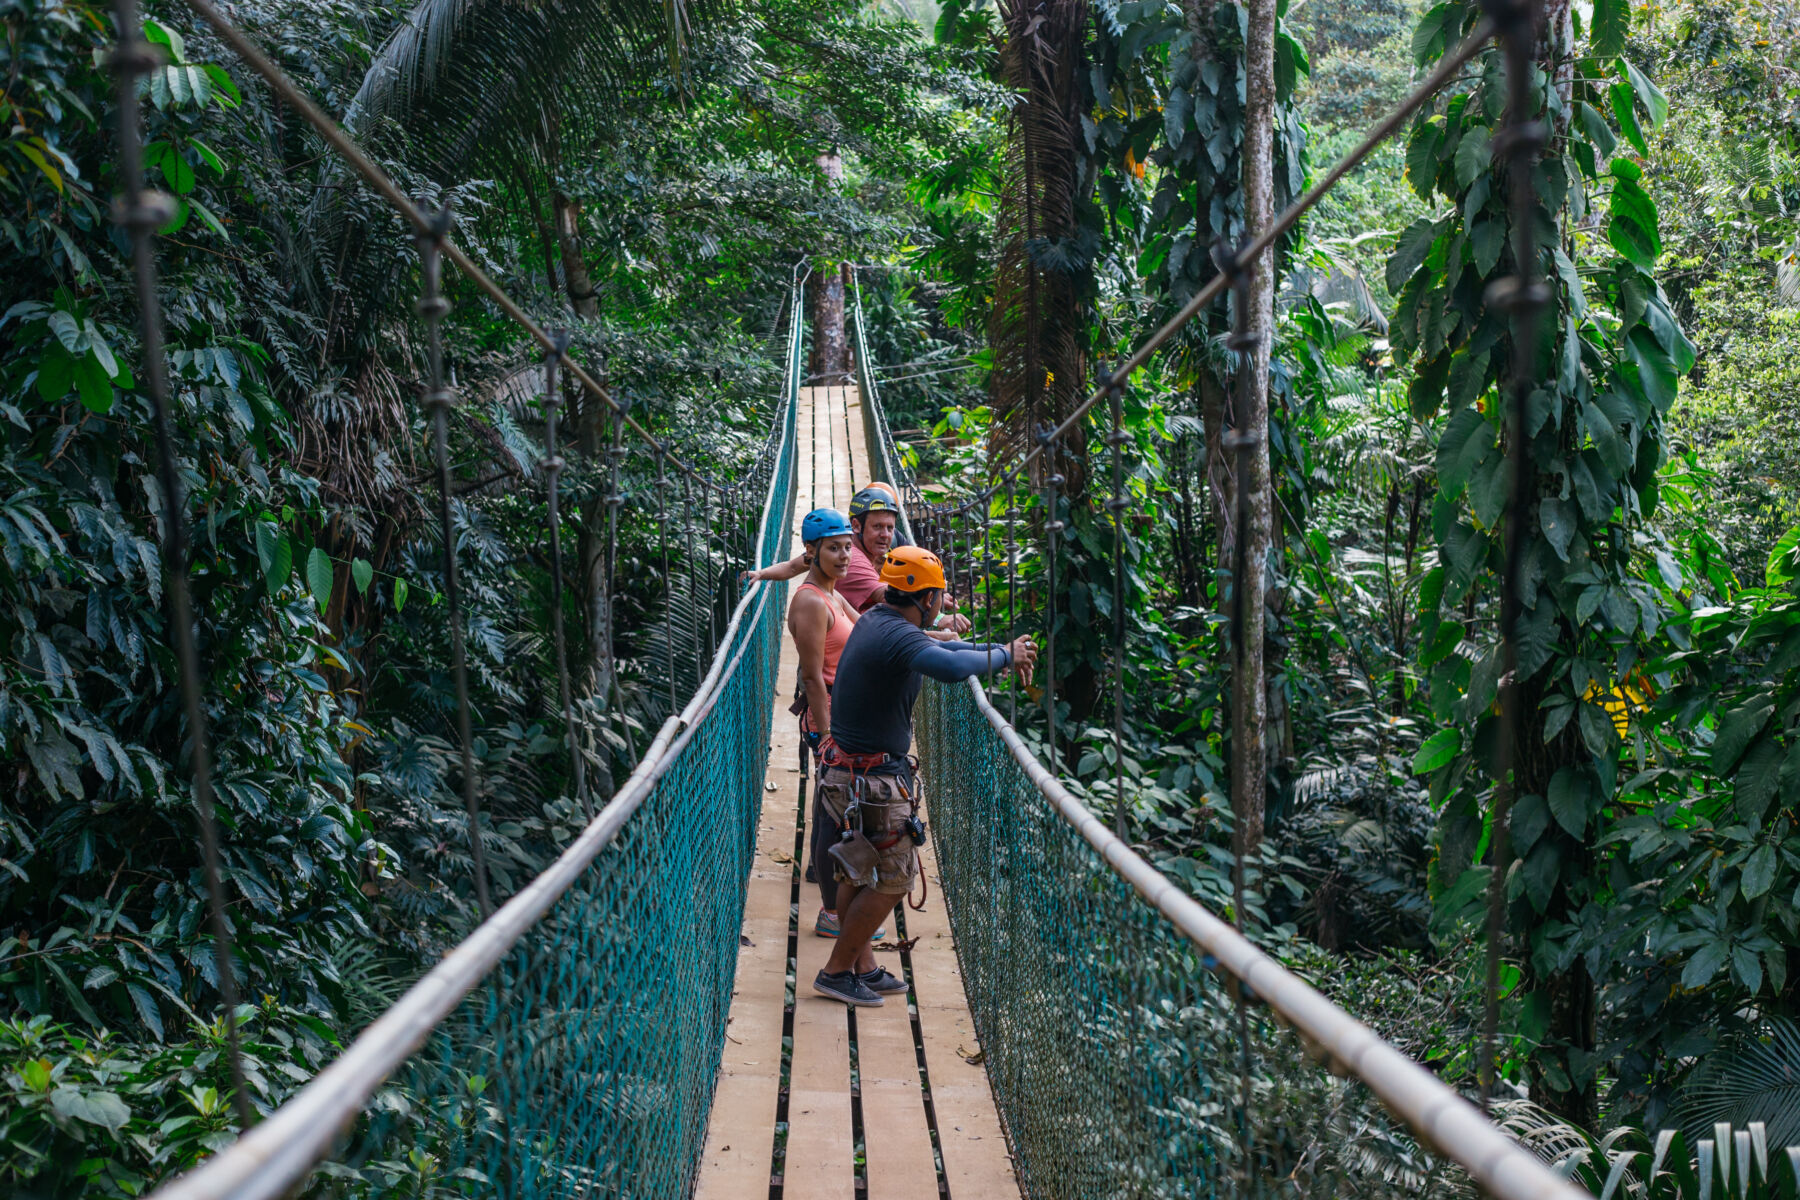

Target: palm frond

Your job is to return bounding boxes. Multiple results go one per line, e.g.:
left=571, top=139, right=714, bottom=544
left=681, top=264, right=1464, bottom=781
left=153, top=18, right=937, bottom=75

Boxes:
left=1674, top=1018, right=1800, bottom=1151
left=986, top=0, right=1092, bottom=492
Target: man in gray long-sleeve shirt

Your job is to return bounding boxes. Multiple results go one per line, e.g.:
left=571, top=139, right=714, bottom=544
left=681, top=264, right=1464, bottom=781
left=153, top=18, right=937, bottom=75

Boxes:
left=812, top=545, right=1036, bottom=1007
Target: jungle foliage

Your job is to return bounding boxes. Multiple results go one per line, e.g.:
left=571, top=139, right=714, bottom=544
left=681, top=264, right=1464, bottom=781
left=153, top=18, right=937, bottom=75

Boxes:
left=4, top=0, right=1800, bottom=1191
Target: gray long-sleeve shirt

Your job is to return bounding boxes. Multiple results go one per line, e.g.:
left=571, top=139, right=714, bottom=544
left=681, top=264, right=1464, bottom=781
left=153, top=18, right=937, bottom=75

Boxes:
left=830, top=604, right=1012, bottom=762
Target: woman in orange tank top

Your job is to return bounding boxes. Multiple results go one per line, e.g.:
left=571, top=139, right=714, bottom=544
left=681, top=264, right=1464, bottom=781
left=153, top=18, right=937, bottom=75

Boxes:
left=788, top=508, right=859, bottom=743
left=783, top=508, right=865, bottom=938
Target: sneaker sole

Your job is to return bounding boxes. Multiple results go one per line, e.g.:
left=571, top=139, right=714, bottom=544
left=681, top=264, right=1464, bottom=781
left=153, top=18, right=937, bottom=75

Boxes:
left=814, top=926, right=839, bottom=938
left=812, top=980, right=885, bottom=1007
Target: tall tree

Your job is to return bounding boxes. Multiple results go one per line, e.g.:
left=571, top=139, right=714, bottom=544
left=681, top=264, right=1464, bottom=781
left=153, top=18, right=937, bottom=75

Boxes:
left=1233, top=0, right=1278, bottom=859
left=809, top=151, right=850, bottom=384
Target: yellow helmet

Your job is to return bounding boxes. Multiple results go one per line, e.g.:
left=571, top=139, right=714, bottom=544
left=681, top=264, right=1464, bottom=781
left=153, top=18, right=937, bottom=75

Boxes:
left=878, top=545, right=946, bottom=592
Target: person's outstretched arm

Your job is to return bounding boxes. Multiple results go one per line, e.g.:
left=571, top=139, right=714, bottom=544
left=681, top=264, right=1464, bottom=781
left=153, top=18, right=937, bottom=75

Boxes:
left=744, top=553, right=808, bottom=583
left=908, top=634, right=1038, bottom=684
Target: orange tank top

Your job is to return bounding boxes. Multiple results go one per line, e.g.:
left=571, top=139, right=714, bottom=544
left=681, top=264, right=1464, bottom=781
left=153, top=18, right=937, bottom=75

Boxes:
left=798, top=580, right=858, bottom=685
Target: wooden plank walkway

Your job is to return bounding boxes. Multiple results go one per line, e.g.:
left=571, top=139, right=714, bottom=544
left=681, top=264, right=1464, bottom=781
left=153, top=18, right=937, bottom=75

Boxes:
left=697, top=384, right=1020, bottom=1200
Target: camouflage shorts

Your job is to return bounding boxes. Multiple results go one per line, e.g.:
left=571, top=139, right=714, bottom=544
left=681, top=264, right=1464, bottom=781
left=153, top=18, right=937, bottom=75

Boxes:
left=817, top=767, right=918, bottom=896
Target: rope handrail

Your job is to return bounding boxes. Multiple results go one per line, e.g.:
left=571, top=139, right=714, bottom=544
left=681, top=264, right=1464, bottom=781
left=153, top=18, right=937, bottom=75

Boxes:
left=147, top=294, right=804, bottom=1200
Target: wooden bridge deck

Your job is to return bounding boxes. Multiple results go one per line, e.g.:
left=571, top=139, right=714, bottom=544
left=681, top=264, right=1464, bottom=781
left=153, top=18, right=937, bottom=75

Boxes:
left=697, top=385, right=1020, bottom=1200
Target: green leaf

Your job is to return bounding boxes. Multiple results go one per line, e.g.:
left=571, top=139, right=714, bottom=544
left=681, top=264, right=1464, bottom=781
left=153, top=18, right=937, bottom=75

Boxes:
left=1622, top=59, right=1668, bottom=130
left=1412, top=728, right=1462, bottom=775
left=1573, top=102, right=1618, bottom=161
left=72, top=355, right=114, bottom=414
left=20, top=1059, right=51, bottom=1092
left=1736, top=737, right=1784, bottom=825
left=144, top=17, right=186, bottom=61
left=201, top=64, right=241, bottom=107
left=1511, top=792, right=1551, bottom=853
left=1547, top=767, right=1593, bottom=837
left=1411, top=2, right=1458, bottom=66
left=1405, top=119, right=1444, bottom=200
left=1742, top=843, right=1780, bottom=901
left=1626, top=327, right=1679, bottom=412
left=1681, top=938, right=1730, bottom=989
left=1767, top=525, right=1800, bottom=587
left=1579, top=699, right=1617, bottom=758
left=1583, top=400, right=1632, bottom=477
left=1454, top=125, right=1493, bottom=189
left=1436, top=405, right=1493, bottom=498
left=393, top=577, right=409, bottom=612
left=352, top=558, right=374, bottom=595
left=1713, top=697, right=1776, bottom=775
left=36, top=348, right=75, bottom=402
left=1540, top=496, right=1577, bottom=562
left=1468, top=446, right=1510, bottom=529
left=1387, top=216, right=1440, bottom=295
left=50, top=1086, right=131, bottom=1131
left=1609, top=81, right=1647, bottom=155
left=306, top=547, right=334, bottom=609
left=255, top=523, right=291, bottom=596
left=48, top=310, right=82, bottom=352
left=1471, top=217, right=1505, bottom=277
left=1589, top=0, right=1628, bottom=57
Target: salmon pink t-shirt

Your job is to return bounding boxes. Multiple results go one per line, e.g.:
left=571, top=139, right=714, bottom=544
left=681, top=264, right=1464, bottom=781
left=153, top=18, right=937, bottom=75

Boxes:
left=838, top=542, right=883, bottom=612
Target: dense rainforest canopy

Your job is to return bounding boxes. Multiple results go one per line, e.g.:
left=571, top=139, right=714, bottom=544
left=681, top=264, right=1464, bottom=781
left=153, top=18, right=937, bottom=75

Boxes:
left=2, top=0, right=1798, bottom=1192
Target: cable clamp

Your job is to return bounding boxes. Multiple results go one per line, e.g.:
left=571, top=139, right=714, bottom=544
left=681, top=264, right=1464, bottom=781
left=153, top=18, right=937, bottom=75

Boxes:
left=423, top=387, right=457, bottom=411
left=1484, top=276, right=1553, bottom=314
left=111, top=192, right=176, bottom=232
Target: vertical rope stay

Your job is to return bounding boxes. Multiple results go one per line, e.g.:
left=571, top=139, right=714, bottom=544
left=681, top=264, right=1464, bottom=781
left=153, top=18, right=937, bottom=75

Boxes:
left=1038, top=427, right=1063, bottom=758
left=656, top=448, right=677, bottom=715
left=1480, top=0, right=1550, bottom=1104
left=702, top=481, right=718, bottom=658
left=541, top=331, right=591, bottom=822
left=1106, top=380, right=1129, bottom=840
left=1005, top=475, right=1019, bottom=728
left=106, top=0, right=253, bottom=1130
left=603, top=401, right=638, bottom=770
left=416, top=206, right=492, bottom=920
left=682, top=473, right=701, bottom=676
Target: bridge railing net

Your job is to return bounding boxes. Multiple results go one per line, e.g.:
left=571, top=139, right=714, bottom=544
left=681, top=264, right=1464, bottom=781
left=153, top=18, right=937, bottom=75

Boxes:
left=154, top=299, right=800, bottom=1200
left=920, top=681, right=1455, bottom=1199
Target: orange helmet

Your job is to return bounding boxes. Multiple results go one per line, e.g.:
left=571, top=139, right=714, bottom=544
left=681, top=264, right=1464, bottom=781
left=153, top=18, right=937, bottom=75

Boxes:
left=866, top=481, right=899, bottom=502
left=879, top=545, right=946, bottom=592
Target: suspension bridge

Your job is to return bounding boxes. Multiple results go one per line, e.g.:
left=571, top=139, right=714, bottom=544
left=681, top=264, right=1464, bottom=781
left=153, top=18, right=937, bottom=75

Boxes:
left=94, top=0, right=1605, bottom=1194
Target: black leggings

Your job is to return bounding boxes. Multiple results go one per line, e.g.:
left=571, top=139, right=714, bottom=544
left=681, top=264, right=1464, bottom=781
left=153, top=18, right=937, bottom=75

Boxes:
left=809, top=788, right=843, bottom=911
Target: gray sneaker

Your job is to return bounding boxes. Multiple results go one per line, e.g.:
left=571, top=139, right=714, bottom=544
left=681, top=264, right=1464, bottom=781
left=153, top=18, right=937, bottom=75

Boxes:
left=813, top=969, right=884, bottom=1007
left=859, top=967, right=909, bottom=995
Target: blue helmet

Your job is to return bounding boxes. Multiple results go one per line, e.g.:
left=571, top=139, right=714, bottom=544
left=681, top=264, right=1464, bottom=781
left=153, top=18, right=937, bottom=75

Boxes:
left=801, top=507, right=853, bottom=544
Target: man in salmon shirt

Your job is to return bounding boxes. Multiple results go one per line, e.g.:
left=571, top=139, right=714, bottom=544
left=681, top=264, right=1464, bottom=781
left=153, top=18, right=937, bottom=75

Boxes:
left=751, top=485, right=969, bottom=629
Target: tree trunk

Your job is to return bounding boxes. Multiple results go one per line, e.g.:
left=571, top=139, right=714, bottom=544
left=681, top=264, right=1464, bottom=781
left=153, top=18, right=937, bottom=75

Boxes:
left=553, top=190, right=598, bottom=319
left=808, top=152, right=849, bottom=385
left=1231, top=0, right=1277, bottom=864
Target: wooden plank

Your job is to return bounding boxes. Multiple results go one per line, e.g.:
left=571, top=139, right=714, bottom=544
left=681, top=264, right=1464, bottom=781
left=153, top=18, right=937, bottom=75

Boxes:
left=784, top=907, right=854, bottom=1199
left=857, top=993, right=942, bottom=1200
left=906, top=830, right=1020, bottom=1197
